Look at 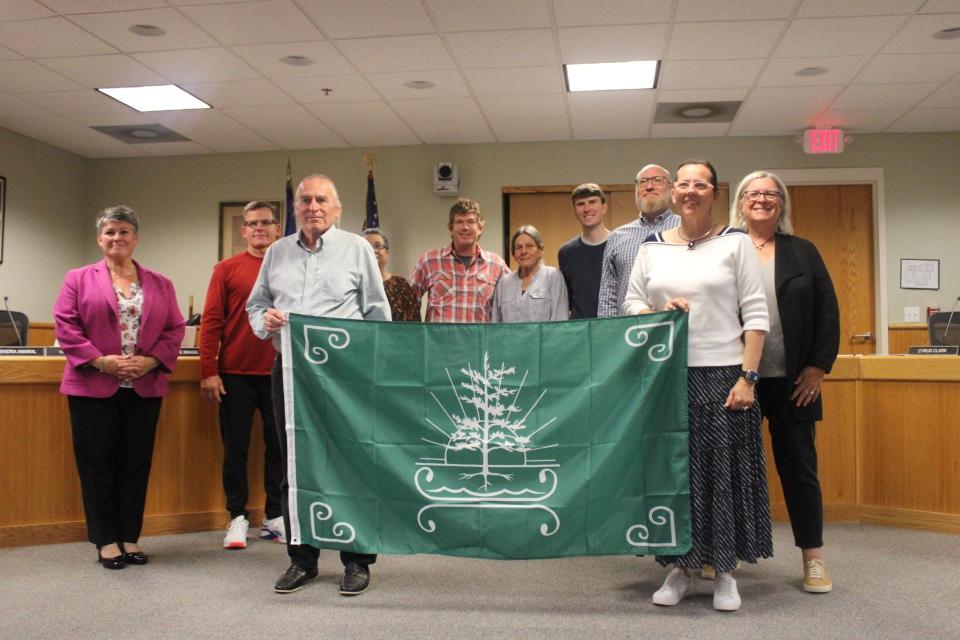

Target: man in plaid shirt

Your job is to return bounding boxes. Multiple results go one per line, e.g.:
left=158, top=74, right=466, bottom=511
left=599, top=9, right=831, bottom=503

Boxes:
left=410, top=198, right=508, bottom=323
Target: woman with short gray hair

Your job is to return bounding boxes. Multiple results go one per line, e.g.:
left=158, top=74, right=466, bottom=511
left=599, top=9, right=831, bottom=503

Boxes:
left=491, top=225, right=569, bottom=322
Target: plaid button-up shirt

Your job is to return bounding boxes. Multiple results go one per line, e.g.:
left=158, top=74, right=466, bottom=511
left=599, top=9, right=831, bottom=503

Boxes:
left=410, top=244, right=509, bottom=323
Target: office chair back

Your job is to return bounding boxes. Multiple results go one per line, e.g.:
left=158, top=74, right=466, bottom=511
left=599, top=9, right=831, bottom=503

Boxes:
left=0, top=310, right=28, bottom=346
left=928, top=311, right=960, bottom=346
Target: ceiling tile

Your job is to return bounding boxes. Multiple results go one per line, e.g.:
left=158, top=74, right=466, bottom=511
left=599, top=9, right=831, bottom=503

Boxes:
left=407, top=119, right=494, bottom=144
left=660, top=59, right=764, bottom=89
left=758, top=55, right=870, bottom=87
left=179, top=0, right=320, bottom=46
left=813, top=108, right=907, bottom=132
left=0, top=115, right=142, bottom=157
left=729, top=111, right=813, bottom=135
left=134, top=48, right=260, bottom=83
left=328, top=122, right=421, bottom=147
left=832, top=84, right=939, bottom=110
left=446, top=30, right=556, bottom=68
left=365, top=69, right=469, bottom=99
left=886, top=107, right=960, bottom=132
left=232, top=42, right=355, bottom=77
left=740, top=85, right=844, bottom=117
left=558, top=25, right=667, bottom=63
left=490, top=116, right=570, bottom=142
left=477, top=94, right=566, bottom=120
left=296, top=0, right=434, bottom=38
left=0, top=60, right=84, bottom=92
left=389, top=97, right=483, bottom=124
left=568, top=91, right=653, bottom=139
left=669, top=21, right=784, bottom=60
left=0, top=45, right=21, bottom=60
left=650, top=122, right=731, bottom=138
left=180, top=79, right=295, bottom=108
left=0, top=91, right=58, bottom=119
left=553, top=0, right=671, bottom=26
left=424, top=0, right=550, bottom=31
left=43, top=1, right=166, bottom=13
left=463, top=66, right=563, bottom=95
left=0, top=17, right=116, bottom=57
left=153, top=110, right=278, bottom=152
left=224, top=103, right=348, bottom=148
left=855, top=53, right=960, bottom=84
left=337, top=35, right=454, bottom=73
left=19, top=89, right=150, bottom=125
left=657, top=88, right=748, bottom=102
left=676, top=0, right=797, bottom=21
left=918, top=81, right=960, bottom=107
left=40, top=54, right=166, bottom=88
left=0, top=0, right=54, bottom=21
left=797, top=0, right=924, bottom=17
left=273, top=74, right=380, bottom=103
left=917, top=0, right=960, bottom=13
left=137, top=140, right=214, bottom=156
left=776, top=16, right=907, bottom=57
left=883, top=14, right=960, bottom=53
left=68, top=8, right=218, bottom=53
left=304, top=100, right=400, bottom=127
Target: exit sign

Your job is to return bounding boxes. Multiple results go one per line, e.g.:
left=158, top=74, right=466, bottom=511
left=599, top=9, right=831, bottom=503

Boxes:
left=803, top=128, right=845, bottom=154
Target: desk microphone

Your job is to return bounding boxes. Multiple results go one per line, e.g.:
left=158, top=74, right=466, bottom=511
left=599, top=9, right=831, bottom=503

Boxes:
left=943, top=296, right=960, bottom=344
left=3, top=296, right=23, bottom=347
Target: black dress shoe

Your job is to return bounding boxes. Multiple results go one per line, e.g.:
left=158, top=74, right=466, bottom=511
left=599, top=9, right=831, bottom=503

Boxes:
left=97, top=551, right=126, bottom=570
left=339, top=562, right=370, bottom=596
left=119, top=543, right=148, bottom=565
left=274, top=564, right=318, bottom=593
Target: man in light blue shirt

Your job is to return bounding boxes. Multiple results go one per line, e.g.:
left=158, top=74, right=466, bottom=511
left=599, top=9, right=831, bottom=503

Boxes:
left=247, top=173, right=389, bottom=598
left=596, top=164, right=679, bottom=317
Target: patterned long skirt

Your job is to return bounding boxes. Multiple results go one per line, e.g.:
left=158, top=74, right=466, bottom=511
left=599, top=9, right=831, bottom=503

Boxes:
left=656, top=365, right=773, bottom=573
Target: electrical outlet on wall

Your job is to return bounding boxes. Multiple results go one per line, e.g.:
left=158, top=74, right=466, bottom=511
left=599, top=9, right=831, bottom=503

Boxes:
left=904, top=306, right=921, bottom=322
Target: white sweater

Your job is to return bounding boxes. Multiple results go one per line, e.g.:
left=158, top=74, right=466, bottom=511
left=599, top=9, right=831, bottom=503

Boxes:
left=622, top=228, right=769, bottom=367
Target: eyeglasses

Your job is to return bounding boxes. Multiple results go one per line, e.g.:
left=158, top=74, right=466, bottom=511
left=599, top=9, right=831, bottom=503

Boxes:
left=742, top=190, right=782, bottom=202
left=636, top=176, right=669, bottom=186
left=673, top=181, right=714, bottom=193
left=243, top=219, right=277, bottom=228
left=369, top=242, right=388, bottom=250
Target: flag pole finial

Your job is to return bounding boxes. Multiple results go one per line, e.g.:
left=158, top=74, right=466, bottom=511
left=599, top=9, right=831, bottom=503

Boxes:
left=363, top=153, right=376, bottom=171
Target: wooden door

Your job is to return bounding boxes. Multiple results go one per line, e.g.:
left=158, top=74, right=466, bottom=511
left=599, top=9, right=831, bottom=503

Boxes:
left=788, top=184, right=875, bottom=355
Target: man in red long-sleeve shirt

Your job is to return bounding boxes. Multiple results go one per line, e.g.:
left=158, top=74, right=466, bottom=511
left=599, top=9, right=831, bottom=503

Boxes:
left=200, top=201, right=283, bottom=550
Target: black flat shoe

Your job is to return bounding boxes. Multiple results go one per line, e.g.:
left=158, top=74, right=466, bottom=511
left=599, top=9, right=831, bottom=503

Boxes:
left=97, top=552, right=126, bottom=570
left=119, top=543, right=148, bottom=565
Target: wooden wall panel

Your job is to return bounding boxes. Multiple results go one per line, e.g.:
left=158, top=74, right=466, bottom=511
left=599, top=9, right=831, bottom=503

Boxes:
left=888, top=323, right=930, bottom=354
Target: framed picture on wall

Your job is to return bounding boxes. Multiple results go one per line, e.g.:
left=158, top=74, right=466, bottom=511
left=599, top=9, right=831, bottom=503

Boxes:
left=219, top=200, right=282, bottom=260
left=900, top=258, right=939, bottom=290
left=0, top=175, right=6, bottom=264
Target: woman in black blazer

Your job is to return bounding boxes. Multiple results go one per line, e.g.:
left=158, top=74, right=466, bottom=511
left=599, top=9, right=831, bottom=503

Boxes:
left=730, top=171, right=840, bottom=594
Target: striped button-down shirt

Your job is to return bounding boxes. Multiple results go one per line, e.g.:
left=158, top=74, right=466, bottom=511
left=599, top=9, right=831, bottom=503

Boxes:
left=596, top=211, right=679, bottom=317
left=410, top=244, right=508, bottom=323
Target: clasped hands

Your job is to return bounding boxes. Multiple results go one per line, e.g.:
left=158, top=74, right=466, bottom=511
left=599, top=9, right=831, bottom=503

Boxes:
left=97, top=354, right=159, bottom=381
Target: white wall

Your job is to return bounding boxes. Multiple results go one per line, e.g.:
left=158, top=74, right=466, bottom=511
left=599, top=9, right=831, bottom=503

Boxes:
left=4, top=127, right=960, bottom=326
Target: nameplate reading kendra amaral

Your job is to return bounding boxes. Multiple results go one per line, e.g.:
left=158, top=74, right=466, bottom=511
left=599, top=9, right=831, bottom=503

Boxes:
left=0, top=346, right=46, bottom=356
left=907, top=345, right=959, bottom=355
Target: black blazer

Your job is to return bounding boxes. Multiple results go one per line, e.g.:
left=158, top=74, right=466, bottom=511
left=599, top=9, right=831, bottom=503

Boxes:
left=772, top=233, right=840, bottom=422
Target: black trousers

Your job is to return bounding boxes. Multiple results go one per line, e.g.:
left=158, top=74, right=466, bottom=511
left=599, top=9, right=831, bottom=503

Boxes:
left=271, top=356, right=376, bottom=570
left=757, top=377, right=824, bottom=549
left=68, top=389, right=163, bottom=547
left=220, top=373, right=283, bottom=520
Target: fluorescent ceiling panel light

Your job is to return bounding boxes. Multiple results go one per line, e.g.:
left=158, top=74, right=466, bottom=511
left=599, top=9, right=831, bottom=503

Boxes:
left=97, top=85, right=211, bottom=112
left=564, top=60, right=659, bottom=92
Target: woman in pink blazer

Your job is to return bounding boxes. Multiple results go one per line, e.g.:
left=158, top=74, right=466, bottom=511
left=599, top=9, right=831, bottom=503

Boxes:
left=54, top=205, right=184, bottom=570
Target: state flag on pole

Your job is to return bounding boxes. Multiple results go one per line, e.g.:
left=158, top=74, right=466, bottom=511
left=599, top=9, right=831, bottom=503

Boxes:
left=363, top=169, right=379, bottom=231
left=284, top=159, right=296, bottom=236
left=280, top=312, right=692, bottom=559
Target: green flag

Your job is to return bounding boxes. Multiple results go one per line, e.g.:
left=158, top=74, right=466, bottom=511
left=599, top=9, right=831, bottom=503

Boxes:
left=280, top=312, right=690, bottom=559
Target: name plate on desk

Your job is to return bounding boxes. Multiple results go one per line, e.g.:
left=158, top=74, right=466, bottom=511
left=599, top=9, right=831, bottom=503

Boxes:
left=0, top=346, right=46, bottom=356
left=907, top=346, right=959, bottom=355
left=179, top=348, right=199, bottom=356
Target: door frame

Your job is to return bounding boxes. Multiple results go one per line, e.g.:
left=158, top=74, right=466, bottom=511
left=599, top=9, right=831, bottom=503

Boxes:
left=770, top=167, right=887, bottom=354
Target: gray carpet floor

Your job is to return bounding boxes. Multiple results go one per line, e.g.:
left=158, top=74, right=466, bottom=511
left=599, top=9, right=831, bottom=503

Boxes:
left=1, top=523, right=958, bottom=640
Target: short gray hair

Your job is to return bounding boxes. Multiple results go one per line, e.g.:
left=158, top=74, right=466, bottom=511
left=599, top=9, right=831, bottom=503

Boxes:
left=729, top=170, right=793, bottom=235
left=243, top=200, right=278, bottom=221
left=295, top=173, right=341, bottom=208
left=96, top=205, right=140, bottom=235
left=511, top=224, right=544, bottom=253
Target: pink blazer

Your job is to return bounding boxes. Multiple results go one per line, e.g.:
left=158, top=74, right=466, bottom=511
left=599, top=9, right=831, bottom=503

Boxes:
left=54, top=259, right=185, bottom=398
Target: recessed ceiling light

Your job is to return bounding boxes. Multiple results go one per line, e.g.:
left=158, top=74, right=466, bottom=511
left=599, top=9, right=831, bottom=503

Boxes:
left=128, top=24, right=165, bottom=37
left=680, top=106, right=713, bottom=118
left=795, top=66, right=829, bottom=77
left=564, top=60, right=659, bottom=92
left=280, top=55, right=313, bottom=66
left=128, top=129, right=161, bottom=139
left=403, top=80, right=435, bottom=90
left=97, top=85, right=211, bottom=112
left=934, top=27, right=960, bottom=40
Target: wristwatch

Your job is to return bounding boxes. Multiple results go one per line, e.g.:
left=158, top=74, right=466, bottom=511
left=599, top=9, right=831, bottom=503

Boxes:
left=741, top=369, right=760, bottom=385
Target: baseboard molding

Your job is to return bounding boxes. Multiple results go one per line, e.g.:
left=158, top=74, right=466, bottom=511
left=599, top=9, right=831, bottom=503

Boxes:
left=0, top=508, right=266, bottom=549
left=858, top=505, right=960, bottom=534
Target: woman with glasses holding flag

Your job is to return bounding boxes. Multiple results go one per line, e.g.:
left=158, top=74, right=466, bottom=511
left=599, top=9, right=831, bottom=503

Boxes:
left=623, top=160, right=771, bottom=612
left=730, top=171, right=840, bottom=595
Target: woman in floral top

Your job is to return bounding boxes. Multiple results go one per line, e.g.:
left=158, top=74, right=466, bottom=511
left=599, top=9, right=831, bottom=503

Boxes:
left=363, top=228, right=421, bottom=322
left=54, top=206, right=184, bottom=570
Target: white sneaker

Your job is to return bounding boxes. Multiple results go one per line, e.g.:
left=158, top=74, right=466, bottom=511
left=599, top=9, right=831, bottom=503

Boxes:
left=713, top=572, right=741, bottom=611
left=652, top=567, right=692, bottom=606
left=223, top=516, right=249, bottom=549
left=260, top=516, right=286, bottom=543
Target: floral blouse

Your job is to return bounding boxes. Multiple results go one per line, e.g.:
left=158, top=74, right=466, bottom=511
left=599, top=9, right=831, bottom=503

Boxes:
left=384, top=275, right=421, bottom=322
left=115, top=282, right=143, bottom=388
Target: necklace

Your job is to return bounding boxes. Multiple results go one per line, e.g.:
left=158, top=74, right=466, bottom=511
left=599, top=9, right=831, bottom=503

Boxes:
left=753, top=235, right=774, bottom=250
left=677, top=225, right=714, bottom=250
left=110, top=267, right=136, bottom=280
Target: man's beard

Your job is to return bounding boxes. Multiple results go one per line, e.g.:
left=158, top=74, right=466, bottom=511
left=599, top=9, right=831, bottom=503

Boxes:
left=637, top=192, right=671, bottom=215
